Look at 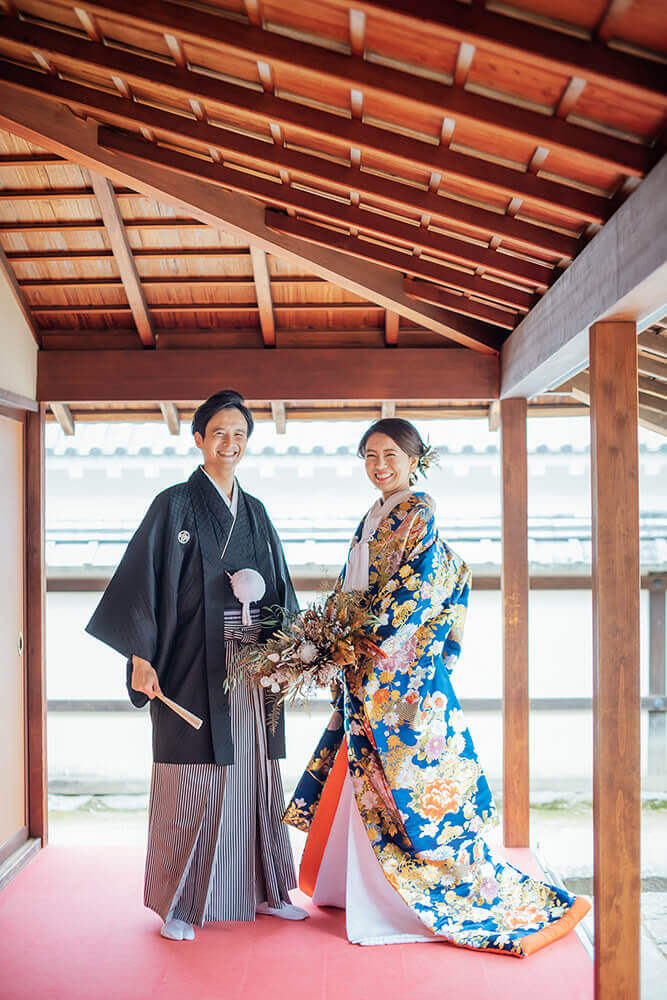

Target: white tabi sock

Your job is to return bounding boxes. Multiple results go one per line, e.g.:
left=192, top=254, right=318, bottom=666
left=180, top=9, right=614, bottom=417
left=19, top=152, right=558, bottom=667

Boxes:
left=160, top=919, right=196, bottom=941
left=256, top=900, right=309, bottom=921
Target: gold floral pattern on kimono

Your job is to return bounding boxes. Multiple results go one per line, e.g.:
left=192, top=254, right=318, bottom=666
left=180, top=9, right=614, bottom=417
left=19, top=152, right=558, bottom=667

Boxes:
left=285, top=492, right=590, bottom=956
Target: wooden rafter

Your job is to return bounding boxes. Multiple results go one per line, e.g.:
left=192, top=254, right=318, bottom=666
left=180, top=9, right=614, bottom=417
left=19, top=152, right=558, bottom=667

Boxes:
left=0, top=239, right=40, bottom=346
left=0, top=10, right=649, bottom=176
left=88, top=171, right=154, bottom=347
left=560, top=371, right=667, bottom=435
left=0, top=81, right=501, bottom=352
left=249, top=247, right=275, bottom=347
left=404, top=279, right=517, bottom=330
left=0, top=54, right=611, bottom=224
left=265, top=210, right=530, bottom=317
left=270, top=401, right=286, bottom=434
left=49, top=402, right=75, bottom=436
left=318, top=0, right=666, bottom=103
left=0, top=57, right=587, bottom=261
left=597, top=0, right=635, bottom=41
left=384, top=311, right=399, bottom=347
left=637, top=354, right=667, bottom=381
left=37, top=348, right=499, bottom=402
left=638, top=331, right=667, bottom=357
left=97, top=127, right=575, bottom=265
left=159, top=402, right=180, bottom=435
left=55, top=2, right=657, bottom=171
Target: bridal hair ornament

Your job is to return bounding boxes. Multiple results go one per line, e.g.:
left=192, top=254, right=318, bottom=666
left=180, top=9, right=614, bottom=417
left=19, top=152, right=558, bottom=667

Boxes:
left=409, top=439, right=438, bottom=486
left=228, top=568, right=266, bottom=625
left=417, top=441, right=439, bottom=477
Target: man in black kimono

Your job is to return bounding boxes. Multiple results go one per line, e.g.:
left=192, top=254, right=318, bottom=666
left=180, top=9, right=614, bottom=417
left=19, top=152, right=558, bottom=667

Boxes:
left=86, top=389, right=307, bottom=940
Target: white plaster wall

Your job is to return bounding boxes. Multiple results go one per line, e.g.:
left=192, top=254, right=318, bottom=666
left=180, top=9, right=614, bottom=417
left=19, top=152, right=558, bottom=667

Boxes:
left=0, top=264, right=37, bottom=400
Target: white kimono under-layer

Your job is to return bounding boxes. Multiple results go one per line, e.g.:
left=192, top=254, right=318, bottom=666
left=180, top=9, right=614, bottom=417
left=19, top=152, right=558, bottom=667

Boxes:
left=311, top=769, right=437, bottom=946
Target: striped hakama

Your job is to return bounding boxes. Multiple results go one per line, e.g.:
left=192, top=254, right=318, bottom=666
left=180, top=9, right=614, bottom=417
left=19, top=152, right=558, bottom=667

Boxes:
left=144, top=610, right=296, bottom=925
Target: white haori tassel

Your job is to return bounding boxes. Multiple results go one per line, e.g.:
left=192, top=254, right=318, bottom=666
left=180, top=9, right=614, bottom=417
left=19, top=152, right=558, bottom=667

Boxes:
left=342, top=488, right=412, bottom=594
left=228, top=568, right=266, bottom=625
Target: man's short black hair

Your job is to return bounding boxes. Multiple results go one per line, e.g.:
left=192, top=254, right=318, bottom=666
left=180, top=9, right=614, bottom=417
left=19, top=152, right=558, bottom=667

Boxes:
left=191, top=390, right=254, bottom=439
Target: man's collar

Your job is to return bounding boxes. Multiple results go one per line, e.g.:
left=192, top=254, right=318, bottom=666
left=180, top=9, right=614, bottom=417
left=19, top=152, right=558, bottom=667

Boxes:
left=199, top=465, right=238, bottom=516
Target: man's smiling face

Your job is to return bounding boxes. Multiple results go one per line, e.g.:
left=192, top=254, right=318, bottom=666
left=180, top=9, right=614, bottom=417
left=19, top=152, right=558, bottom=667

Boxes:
left=194, top=406, right=248, bottom=475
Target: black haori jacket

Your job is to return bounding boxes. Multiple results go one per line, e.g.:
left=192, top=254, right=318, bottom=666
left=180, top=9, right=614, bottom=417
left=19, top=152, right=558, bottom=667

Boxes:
left=86, top=467, right=298, bottom=765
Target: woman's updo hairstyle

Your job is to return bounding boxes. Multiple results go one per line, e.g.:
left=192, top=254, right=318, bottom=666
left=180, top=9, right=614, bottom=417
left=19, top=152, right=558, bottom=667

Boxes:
left=191, top=389, right=254, bottom=439
left=357, top=417, right=433, bottom=487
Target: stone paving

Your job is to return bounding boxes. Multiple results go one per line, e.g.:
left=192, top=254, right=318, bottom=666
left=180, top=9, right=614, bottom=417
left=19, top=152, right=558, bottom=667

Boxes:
left=642, top=893, right=667, bottom=958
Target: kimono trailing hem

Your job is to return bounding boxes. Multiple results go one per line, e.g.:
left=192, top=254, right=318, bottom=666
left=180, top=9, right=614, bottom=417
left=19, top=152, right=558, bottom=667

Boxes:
left=293, top=738, right=591, bottom=957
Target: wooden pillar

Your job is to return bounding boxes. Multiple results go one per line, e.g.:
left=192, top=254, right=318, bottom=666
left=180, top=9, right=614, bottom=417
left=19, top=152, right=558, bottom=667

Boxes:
left=589, top=321, right=640, bottom=1000
left=500, top=397, right=530, bottom=846
left=25, top=404, right=47, bottom=844
left=648, top=573, right=666, bottom=776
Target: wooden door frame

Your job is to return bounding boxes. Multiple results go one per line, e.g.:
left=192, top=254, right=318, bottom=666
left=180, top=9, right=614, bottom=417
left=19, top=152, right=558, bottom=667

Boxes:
left=0, top=388, right=46, bottom=876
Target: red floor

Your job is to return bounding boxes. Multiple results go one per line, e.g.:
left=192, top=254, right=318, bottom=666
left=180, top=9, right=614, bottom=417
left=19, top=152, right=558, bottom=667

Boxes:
left=0, top=846, right=593, bottom=1000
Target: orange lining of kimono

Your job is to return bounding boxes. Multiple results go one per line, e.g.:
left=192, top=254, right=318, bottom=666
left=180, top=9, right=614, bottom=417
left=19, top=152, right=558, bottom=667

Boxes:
left=299, top=741, right=592, bottom=957
left=519, top=895, right=592, bottom=957
left=298, top=737, right=348, bottom=898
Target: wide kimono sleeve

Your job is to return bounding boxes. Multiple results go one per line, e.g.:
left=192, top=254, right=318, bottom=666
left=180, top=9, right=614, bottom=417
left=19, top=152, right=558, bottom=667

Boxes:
left=365, top=503, right=471, bottom=671
left=85, top=491, right=182, bottom=706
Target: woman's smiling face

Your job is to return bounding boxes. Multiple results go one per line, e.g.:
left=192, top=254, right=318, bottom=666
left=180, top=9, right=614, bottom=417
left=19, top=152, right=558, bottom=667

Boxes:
left=364, top=432, right=417, bottom=498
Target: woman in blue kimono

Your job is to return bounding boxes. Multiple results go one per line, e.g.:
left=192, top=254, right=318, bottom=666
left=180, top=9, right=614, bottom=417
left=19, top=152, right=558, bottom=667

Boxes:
left=284, top=418, right=590, bottom=957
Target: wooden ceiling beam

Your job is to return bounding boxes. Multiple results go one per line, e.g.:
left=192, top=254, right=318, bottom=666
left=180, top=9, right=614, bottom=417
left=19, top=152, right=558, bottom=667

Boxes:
left=0, top=240, right=41, bottom=346
left=265, top=209, right=532, bottom=312
left=404, top=278, right=517, bottom=330
left=384, top=310, right=399, bottom=346
left=637, top=331, right=667, bottom=358
left=5, top=249, right=251, bottom=263
left=0, top=81, right=500, bottom=352
left=597, top=0, right=635, bottom=42
left=638, top=374, right=667, bottom=397
left=560, top=370, right=667, bottom=435
left=19, top=276, right=326, bottom=290
left=270, top=400, right=286, bottom=434
left=0, top=44, right=579, bottom=262
left=61, top=3, right=660, bottom=162
left=29, top=302, right=391, bottom=316
left=37, top=348, right=499, bottom=402
left=501, top=152, right=667, bottom=398
left=0, top=154, right=64, bottom=167
left=49, top=401, right=75, bottom=435
left=250, top=246, right=275, bottom=347
left=637, top=354, right=667, bottom=381
left=0, top=14, right=647, bottom=184
left=98, top=126, right=570, bottom=268
left=0, top=48, right=611, bottom=223
left=89, top=171, right=154, bottom=346
left=159, top=401, right=180, bottom=435
left=318, top=0, right=665, bottom=104
left=0, top=60, right=601, bottom=246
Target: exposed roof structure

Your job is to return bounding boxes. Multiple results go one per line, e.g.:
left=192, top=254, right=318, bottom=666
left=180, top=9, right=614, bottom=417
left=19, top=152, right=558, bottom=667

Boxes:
left=0, top=0, right=665, bottom=429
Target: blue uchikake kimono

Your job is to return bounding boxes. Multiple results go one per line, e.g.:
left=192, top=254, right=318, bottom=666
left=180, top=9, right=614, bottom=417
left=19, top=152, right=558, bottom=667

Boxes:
left=284, top=491, right=590, bottom=956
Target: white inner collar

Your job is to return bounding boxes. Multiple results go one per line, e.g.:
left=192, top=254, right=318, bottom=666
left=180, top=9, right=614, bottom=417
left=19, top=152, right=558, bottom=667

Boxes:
left=201, top=467, right=238, bottom=517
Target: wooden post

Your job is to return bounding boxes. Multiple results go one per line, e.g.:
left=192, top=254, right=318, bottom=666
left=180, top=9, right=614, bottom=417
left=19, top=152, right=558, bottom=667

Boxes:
left=25, top=404, right=47, bottom=844
left=648, top=573, right=666, bottom=776
left=500, top=397, right=530, bottom=846
left=589, top=320, right=640, bottom=1000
